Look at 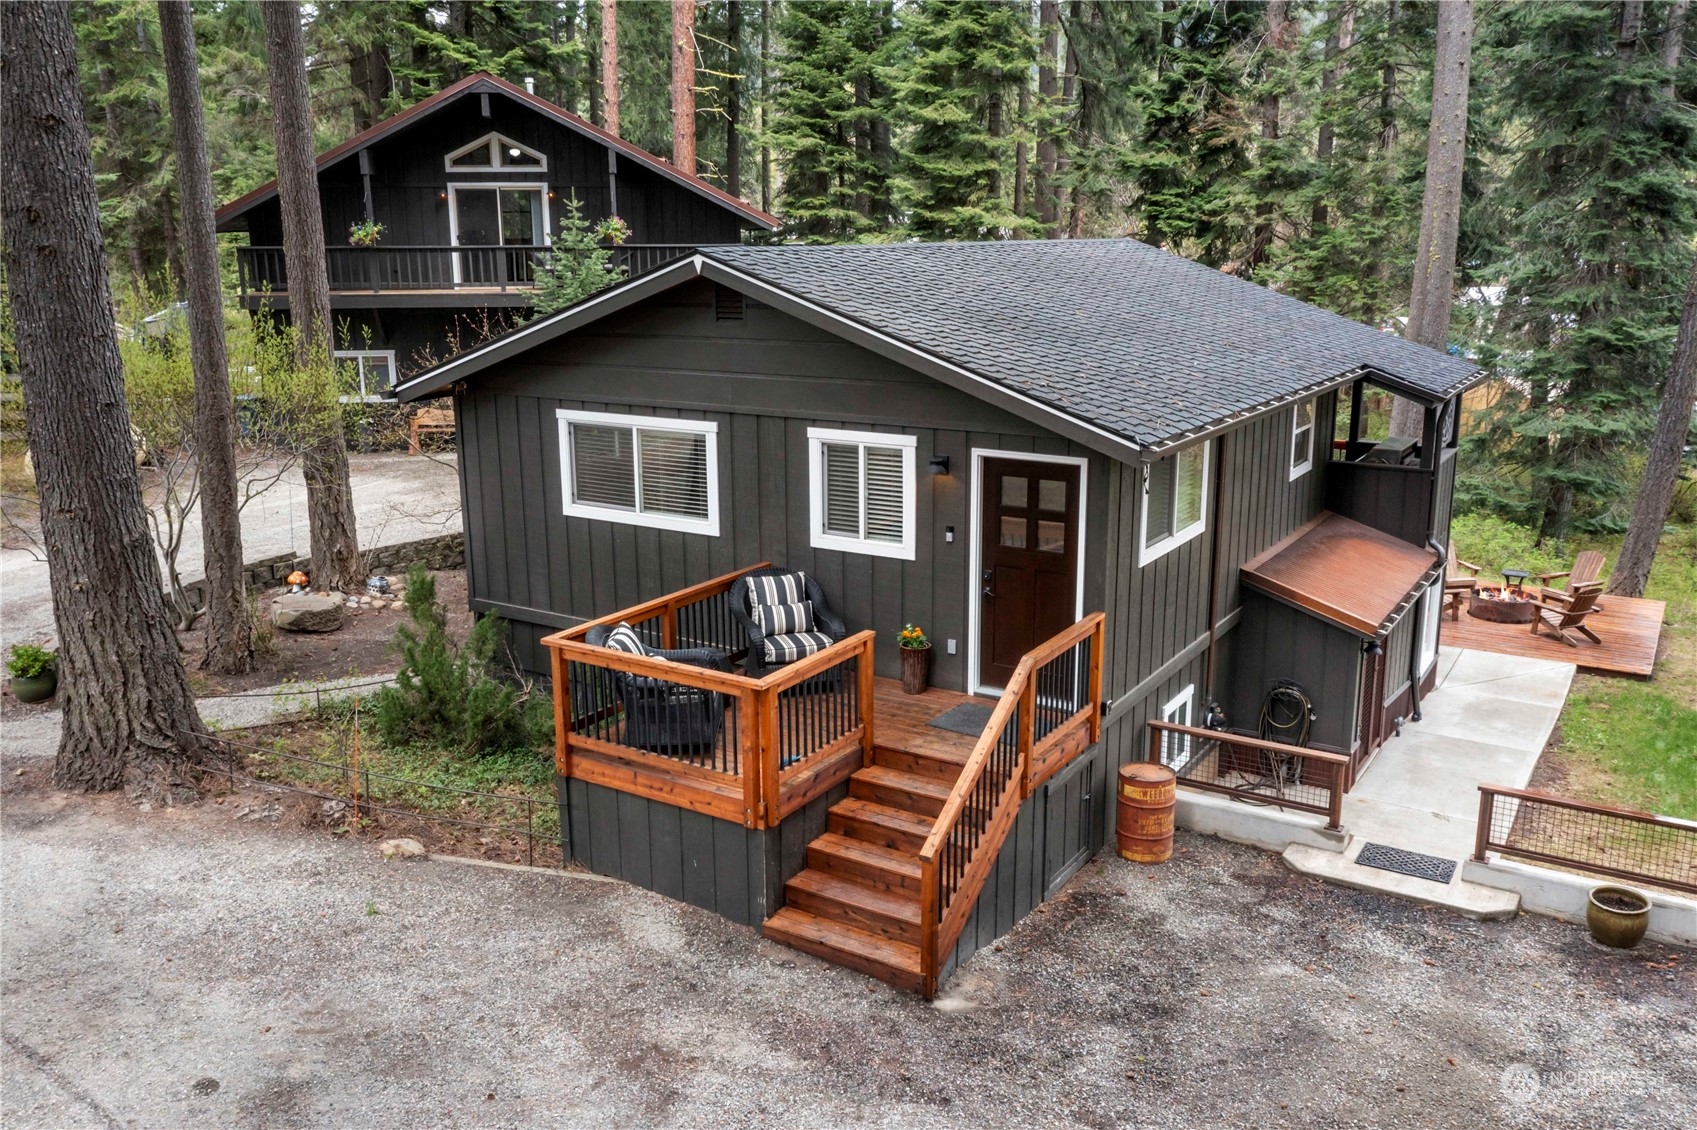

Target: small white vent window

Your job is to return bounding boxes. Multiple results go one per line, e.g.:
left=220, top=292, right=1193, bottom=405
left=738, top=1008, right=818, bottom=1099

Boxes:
left=1160, top=684, right=1195, bottom=767
left=444, top=132, right=548, bottom=171
left=557, top=409, right=718, bottom=536
left=807, top=427, right=916, bottom=561
left=1290, top=397, right=1316, bottom=480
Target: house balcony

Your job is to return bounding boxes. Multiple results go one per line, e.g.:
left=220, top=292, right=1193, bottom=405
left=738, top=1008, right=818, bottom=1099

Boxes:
left=234, top=243, right=699, bottom=310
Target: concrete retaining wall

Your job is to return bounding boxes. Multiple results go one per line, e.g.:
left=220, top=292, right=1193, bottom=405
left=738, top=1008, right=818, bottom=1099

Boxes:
left=174, top=532, right=465, bottom=607
left=1462, top=857, right=1696, bottom=947
left=1176, top=789, right=1349, bottom=855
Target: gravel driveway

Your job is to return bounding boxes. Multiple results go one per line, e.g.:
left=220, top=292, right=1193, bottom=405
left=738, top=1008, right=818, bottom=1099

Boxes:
left=2, top=765, right=1691, bottom=1130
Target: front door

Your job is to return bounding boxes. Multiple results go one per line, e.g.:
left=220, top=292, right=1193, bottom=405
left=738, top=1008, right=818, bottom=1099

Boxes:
left=978, top=458, right=1081, bottom=689
left=452, top=187, right=544, bottom=285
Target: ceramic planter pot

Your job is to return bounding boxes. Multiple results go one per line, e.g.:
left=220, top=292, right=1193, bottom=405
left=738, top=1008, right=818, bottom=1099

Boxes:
left=10, top=669, right=57, bottom=704
left=1586, top=885, right=1650, bottom=949
left=900, top=644, right=931, bottom=695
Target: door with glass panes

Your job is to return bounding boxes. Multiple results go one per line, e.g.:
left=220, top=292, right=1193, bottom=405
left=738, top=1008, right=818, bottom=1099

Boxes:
left=978, top=458, right=1080, bottom=689
left=452, top=186, right=544, bottom=286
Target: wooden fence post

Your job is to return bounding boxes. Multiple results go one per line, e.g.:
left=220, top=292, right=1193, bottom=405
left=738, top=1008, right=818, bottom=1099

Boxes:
left=1473, top=789, right=1492, bottom=862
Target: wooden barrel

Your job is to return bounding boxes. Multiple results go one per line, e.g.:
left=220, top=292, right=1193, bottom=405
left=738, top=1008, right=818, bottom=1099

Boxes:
left=1117, top=762, right=1176, bottom=863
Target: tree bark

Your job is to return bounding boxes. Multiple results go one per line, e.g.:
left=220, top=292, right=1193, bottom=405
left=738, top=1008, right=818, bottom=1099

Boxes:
left=1609, top=250, right=1697, bottom=597
left=601, top=0, right=620, bottom=137
left=1014, top=72, right=1030, bottom=228
left=726, top=0, right=741, bottom=196
left=160, top=0, right=252, bottom=675
left=1036, top=0, right=1059, bottom=230
left=1668, top=0, right=1689, bottom=95
left=349, top=41, right=392, bottom=131
left=1248, top=0, right=1291, bottom=271
left=1, top=0, right=209, bottom=794
left=1312, top=2, right=1356, bottom=233
left=671, top=0, right=697, bottom=172
left=1394, top=0, right=1473, bottom=440
left=759, top=0, right=772, bottom=212
left=262, top=0, right=362, bottom=593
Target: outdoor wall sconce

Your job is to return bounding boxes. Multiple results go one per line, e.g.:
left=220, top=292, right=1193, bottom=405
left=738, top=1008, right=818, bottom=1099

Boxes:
left=928, top=454, right=951, bottom=476
left=438, top=191, right=448, bottom=201
left=1363, top=640, right=1383, bottom=656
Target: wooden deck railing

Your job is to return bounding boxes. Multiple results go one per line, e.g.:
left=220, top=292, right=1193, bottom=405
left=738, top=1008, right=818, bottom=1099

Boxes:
left=1474, top=785, right=1697, bottom=895
left=1143, top=722, right=1347, bottom=832
left=543, top=564, right=874, bottom=830
left=236, top=243, right=698, bottom=297
left=916, top=612, right=1105, bottom=996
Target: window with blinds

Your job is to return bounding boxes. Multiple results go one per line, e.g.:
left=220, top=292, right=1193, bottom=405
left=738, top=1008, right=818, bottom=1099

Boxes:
left=807, top=427, right=917, bottom=561
left=1139, top=442, right=1209, bottom=565
left=557, top=409, right=719, bottom=535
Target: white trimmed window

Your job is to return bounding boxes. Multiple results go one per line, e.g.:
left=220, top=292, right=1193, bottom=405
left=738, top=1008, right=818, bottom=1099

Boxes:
left=807, top=427, right=917, bottom=561
left=1289, top=398, right=1316, bottom=480
left=1417, top=578, right=1441, bottom=675
left=556, top=409, right=719, bottom=536
left=1138, top=443, right=1209, bottom=566
left=445, top=132, right=547, bottom=171
left=1160, top=684, right=1195, bottom=767
left=334, top=350, right=397, bottom=400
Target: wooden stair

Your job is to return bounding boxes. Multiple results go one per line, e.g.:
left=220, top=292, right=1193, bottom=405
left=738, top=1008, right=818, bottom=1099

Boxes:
left=763, top=745, right=964, bottom=990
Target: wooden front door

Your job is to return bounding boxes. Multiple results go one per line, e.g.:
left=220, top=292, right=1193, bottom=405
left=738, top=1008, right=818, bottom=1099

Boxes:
left=978, top=458, right=1081, bottom=689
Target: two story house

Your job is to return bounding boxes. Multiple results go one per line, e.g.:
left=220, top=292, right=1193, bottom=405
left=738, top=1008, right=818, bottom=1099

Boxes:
left=216, top=72, right=779, bottom=390
left=394, top=240, right=1481, bottom=995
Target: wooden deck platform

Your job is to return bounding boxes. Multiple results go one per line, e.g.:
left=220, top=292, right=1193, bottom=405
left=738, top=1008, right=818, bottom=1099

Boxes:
left=869, top=679, right=985, bottom=765
left=1440, top=593, right=1665, bottom=677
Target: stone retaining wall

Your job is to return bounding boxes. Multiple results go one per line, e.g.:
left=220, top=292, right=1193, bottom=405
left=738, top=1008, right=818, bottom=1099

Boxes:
left=174, top=532, right=465, bottom=607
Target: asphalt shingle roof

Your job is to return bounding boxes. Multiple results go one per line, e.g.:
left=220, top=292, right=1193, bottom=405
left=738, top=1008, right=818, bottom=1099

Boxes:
left=701, top=240, right=1481, bottom=449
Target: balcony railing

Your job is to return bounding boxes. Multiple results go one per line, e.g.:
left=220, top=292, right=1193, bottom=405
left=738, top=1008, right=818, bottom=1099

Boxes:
left=236, top=243, right=700, bottom=299
left=1143, top=721, right=1348, bottom=831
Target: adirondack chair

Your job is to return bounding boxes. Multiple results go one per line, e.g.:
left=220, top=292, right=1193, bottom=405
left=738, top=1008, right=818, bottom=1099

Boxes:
left=1537, top=550, right=1607, bottom=610
left=1529, top=586, right=1603, bottom=647
left=1443, top=543, right=1482, bottom=620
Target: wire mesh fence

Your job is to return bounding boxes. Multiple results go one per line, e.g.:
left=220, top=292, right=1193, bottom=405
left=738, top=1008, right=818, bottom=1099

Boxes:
left=1476, top=786, right=1697, bottom=894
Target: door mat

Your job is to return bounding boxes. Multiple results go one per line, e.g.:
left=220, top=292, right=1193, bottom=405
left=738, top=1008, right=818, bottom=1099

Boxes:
left=1353, top=843, right=1457, bottom=885
left=928, top=702, right=995, bottom=737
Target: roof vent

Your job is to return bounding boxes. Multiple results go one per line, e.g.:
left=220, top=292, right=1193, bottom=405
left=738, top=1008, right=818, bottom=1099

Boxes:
left=714, top=285, right=745, bottom=323
left=523, top=76, right=536, bottom=95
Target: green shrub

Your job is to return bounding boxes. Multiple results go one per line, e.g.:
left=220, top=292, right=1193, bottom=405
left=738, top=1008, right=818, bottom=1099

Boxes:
left=371, top=566, right=552, bottom=756
left=1449, top=513, right=1578, bottom=581
left=6, top=643, right=55, bottom=679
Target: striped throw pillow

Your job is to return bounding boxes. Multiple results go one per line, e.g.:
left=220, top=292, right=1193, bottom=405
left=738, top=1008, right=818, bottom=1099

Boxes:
left=748, top=571, right=809, bottom=608
left=752, top=599, right=814, bottom=636
left=602, top=622, right=648, bottom=656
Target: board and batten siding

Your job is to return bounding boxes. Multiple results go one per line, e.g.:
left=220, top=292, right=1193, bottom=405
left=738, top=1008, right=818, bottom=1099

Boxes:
left=456, top=278, right=1107, bottom=688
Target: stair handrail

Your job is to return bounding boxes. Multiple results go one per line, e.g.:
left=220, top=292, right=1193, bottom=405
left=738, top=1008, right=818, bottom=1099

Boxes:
left=915, top=612, right=1105, bottom=996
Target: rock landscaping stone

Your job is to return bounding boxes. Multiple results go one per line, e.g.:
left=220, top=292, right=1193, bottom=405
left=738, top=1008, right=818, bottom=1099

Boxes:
left=379, top=838, right=427, bottom=861
left=272, top=593, right=345, bottom=633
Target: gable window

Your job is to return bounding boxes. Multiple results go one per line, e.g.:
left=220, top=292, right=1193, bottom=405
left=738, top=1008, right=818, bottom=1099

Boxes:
left=444, top=132, right=547, bottom=171
left=556, top=409, right=719, bottom=536
left=334, top=350, right=396, bottom=401
left=1138, top=443, right=1209, bottom=566
left=1159, top=684, right=1196, bottom=768
left=1289, top=398, right=1316, bottom=480
left=807, top=427, right=917, bottom=561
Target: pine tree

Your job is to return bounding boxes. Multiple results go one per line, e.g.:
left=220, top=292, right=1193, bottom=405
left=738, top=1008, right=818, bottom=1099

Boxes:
left=889, top=0, right=1036, bottom=240
left=1467, top=1, right=1697, bottom=536
left=531, top=194, right=626, bottom=316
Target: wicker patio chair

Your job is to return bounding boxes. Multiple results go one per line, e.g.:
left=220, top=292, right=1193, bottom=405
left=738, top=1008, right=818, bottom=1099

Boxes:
left=584, top=625, right=733, bottom=755
left=729, top=565, right=849, bottom=679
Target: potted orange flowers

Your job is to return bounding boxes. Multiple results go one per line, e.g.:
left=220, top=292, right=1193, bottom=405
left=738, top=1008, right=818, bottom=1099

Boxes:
left=899, top=624, right=931, bottom=695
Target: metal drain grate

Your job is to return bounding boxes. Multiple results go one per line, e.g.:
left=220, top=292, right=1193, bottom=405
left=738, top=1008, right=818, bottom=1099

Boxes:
left=1354, top=843, right=1457, bottom=884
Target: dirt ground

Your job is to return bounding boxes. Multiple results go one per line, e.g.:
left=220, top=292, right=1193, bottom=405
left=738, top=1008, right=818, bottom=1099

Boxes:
left=0, top=570, right=471, bottom=725
left=3, top=764, right=1691, bottom=1130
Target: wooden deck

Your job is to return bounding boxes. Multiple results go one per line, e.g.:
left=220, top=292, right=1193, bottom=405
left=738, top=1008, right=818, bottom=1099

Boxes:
left=1440, top=593, right=1665, bottom=677
left=869, top=679, right=985, bottom=765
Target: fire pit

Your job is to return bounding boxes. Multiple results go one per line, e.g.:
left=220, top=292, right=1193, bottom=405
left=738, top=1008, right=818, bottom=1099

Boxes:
left=1468, top=585, right=1538, bottom=624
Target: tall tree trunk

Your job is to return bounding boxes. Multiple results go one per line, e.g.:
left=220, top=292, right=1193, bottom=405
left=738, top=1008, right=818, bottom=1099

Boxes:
left=444, top=1, right=470, bottom=82
left=1062, top=0, right=1083, bottom=238
left=1014, top=72, right=1030, bottom=229
left=1667, top=0, right=1690, bottom=95
left=1312, top=2, right=1356, bottom=233
left=1394, top=0, right=1473, bottom=439
left=987, top=68, right=1005, bottom=209
left=1248, top=0, right=1291, bottom=271
left=262, top=0, right=362, bottom=593
left=759, top=0, right=772, bottom=212
left=1036, top=0, right=1059, bottom=230
left=671, top=0, right=698, bottom=172
left=1609, top=260, right=1697, bottom=593
left=160, top=0, right=252, bottom=676
left=1, top=0, right=209, bottom=795
left=726, top=0, right=741, bottom=196
left=349, top=41, right=392, bottom=131
left=601, top=0, right=620, bottom=136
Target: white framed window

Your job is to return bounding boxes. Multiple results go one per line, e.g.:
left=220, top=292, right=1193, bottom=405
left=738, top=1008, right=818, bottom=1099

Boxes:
left=1417, top=577, right=1441, bottom=675
left=556, top=409, right=719, bottom=536
left=806, top=427, right=917, bottom=561
left=1160, top=684, right=1195, bottom=767
left=1289, top=398, right=1316, bottom=480
left=1138, top=443, right=1209, bottom=566
left=444, top=132, right=547, bottom=171
left=334, top=350, right=397, bottom=401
